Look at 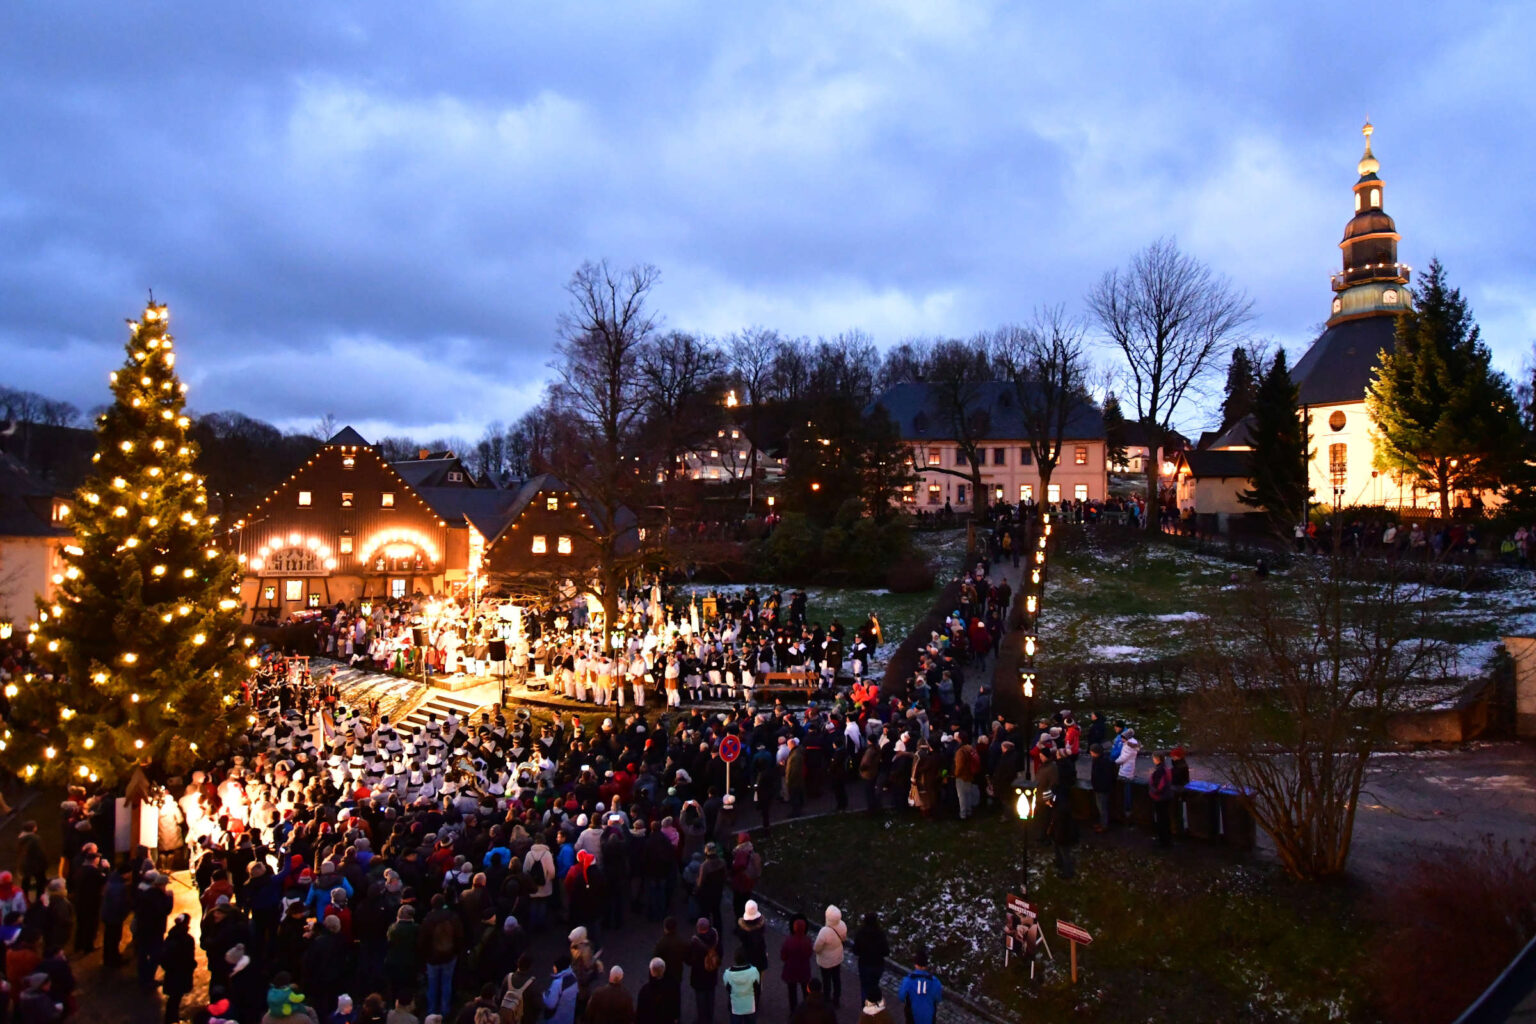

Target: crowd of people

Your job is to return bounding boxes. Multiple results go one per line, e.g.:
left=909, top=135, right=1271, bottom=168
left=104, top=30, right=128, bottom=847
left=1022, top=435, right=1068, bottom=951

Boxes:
left=2, top=617, right=992, bottom=1024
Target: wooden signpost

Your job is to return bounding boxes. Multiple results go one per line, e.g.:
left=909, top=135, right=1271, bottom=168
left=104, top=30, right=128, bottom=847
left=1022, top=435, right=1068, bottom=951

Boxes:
left=1055, top=920, right=1094, bottom=983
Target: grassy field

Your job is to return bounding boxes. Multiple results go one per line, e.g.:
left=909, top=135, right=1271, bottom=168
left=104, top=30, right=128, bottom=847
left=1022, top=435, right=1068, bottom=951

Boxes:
left=756, top=811, right=1374, bottom=1023
left=1041, top=533, right=1536, bottom=677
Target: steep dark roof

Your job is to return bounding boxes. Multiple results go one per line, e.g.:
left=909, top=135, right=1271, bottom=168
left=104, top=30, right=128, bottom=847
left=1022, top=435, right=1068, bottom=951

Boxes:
left=326, top=426, right=372, bottom=447
left=1181, top=449, right=1252, bottom=479
left=1291, top=314, right=1399, bottom=408
left=415, top=486, right=521, bottom=539
left=872, top=380, right=1105, bottom=441
left=0, top=451, right=68, bottom=538
left=1207, top=415, right=1255, bottom=450
left=392, top=456, right=477, bottom=490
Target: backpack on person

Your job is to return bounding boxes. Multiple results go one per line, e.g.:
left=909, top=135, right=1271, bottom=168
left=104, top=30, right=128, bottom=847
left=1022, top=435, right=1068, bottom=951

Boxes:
left=528, top=855, right=546, bottom=888
left=499, top=973, right=533, bottom=1023
left=702, top=940, right=721, bottom=974
left=745, top=851, right=762, bottom=882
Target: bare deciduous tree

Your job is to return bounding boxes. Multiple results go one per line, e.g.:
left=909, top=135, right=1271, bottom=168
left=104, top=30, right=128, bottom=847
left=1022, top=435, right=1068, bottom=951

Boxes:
left=728, top=327, right=783, bottom=508
left=1087, top=237, right=1253, bottom=530
left=1186, top=554, right=1450, bottom=881
left=919, top=337, right=995, bottom=519
left=639, top=330, right=727, bottom=522
left=990, top=307, right=1092, bottom=518
left=547, top=259, right=660, bottom=636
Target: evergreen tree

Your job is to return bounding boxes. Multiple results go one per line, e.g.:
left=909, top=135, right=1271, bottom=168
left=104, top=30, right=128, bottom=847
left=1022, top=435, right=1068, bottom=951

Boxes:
left=1238, top=350, right=1311, bottom=534
left=1102, top=391, right=1128, bottom=469
left=1366, top=260, right=1524, bottom=514
left=1220, top=345, right=1257, bottom=432
left=3, top=301, right=247, bottom=788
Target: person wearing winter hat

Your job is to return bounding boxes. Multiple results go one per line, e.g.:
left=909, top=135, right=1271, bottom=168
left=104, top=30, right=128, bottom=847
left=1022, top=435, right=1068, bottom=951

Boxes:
left=1115, top=728, right=1141, bottom=814
left=812, top=904, right=847, bottom=1007
left=325, top=993, right=356, bottom=1024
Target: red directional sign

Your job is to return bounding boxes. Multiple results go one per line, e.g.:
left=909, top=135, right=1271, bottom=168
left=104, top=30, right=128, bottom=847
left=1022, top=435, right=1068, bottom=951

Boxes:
left=719, top=734, right=742, bottom=763
left=1056, top=920, right=1093, bottom=946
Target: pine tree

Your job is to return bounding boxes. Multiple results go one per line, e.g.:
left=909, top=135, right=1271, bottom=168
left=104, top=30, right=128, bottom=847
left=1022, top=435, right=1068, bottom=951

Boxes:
left=1366, top=260, right=1525, bottom=514
left=1220, top=346, right=1257, bottom=431
left=1238, top=350, right=1312, bottom=534
left=3, top=301, right=248, bottom=788
left=1102, top=391, right=1128, bottom=469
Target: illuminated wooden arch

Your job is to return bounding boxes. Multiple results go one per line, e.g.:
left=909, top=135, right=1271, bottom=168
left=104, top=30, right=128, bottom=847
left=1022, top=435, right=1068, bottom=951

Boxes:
left=248, top=533, right=337, bottom=572
left=358, top=528, right=441, bottom=566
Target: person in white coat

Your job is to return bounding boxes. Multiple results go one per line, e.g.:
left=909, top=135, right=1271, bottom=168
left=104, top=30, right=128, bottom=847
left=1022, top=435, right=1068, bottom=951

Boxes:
left=524, top=834, right=557, bottom=930
left=1115, top=729, right=1141, bottom=816
left=813, top=903, right=848, bottom=1007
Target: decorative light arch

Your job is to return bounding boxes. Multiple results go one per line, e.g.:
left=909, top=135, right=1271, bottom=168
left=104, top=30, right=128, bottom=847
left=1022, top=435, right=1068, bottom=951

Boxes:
left=248, top=533, right=338, bottom=572
left=357, top=528, right=440, bottom=566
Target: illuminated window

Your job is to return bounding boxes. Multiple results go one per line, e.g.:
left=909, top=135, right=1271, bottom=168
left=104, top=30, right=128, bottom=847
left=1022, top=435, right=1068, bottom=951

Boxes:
left=298, top=491, right=312, bottom=507
left=307, top=593, right=321, bottom=609
left=381, top=492, right=395, bottom=508
left=341, top=491, right=354, bottom=507
left=901, top=485, right=915, bottom=504
left=1047, top=484, right=1061, bottom=503
left=1020, top=484, right=1033, bottom=502
left=927, top=484, right=942, bottom=505
left=1355, top=192, right=1362, bottom=212
left=1330, top=443, right=1348, bottom=484
left=1074, top=484, right=1088, bottom=501
left=1074, top=446, right=1088, bottom=466
left=262, top=586, right=276, bottom=601
left=390, top=578, right=405, bottom=598
left=339, top=536, right=353, bottom=554
left=1370, top=187, right=1380, bottom=208
left=342, top=456, right=355, bottom=469
left=52, top=502, right=70, bottom=522
left=731, top=430, right=739, bottom=439
left=545, top=495, right=559, bottom=511
left=557, top=536, right=573, bottom=555
left=284, top=580, right=302, bottom=602
left=532, top=535, right=547, bottom=555
left=927, top=448, right=940, bottom=466
left=995, top=485, right=1004, bottom=500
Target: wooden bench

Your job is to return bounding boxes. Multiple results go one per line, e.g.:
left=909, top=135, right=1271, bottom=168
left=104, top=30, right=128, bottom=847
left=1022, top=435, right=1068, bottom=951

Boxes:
left=757, top=671, right=818, bottom=699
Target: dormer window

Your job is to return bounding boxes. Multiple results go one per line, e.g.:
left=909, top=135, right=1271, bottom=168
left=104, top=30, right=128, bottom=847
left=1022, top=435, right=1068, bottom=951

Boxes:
left=447, top=471, right=463, bottom=482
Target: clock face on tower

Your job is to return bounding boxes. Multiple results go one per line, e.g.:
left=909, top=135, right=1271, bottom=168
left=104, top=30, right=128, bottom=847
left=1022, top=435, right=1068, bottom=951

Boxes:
left=1332, top=298, right=1343, bottom=314
left=1382, top=289, right=1399, bottom=305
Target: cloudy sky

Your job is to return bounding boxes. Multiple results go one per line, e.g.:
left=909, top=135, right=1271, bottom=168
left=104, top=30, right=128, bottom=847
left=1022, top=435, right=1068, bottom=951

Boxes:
left=1, top=3, right=1531, bottom=441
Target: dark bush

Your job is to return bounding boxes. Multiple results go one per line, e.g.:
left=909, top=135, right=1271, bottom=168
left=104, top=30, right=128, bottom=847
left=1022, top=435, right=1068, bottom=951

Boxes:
left=884, top=553, right=935, bottom=593
left=1367, top=838, right=1536, bottom=1024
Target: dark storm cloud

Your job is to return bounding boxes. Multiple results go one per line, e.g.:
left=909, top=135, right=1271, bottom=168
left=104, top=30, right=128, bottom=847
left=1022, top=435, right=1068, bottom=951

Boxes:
left=1, top=3, right=1531, bottom=438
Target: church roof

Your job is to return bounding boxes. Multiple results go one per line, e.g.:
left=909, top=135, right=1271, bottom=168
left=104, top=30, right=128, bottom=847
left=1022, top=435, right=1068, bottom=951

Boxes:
left=326, top=426, right=371, bottom=447
left=1290, top=315, right=1398, bottom=408
left=873, top=380, right=1105, bottom=441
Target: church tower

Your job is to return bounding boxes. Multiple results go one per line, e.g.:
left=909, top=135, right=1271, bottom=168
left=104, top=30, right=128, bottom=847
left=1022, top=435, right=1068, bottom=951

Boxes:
left=1328, top=122, right=1412, bottom=324
left=1289, top=122, right=1417, bottom=510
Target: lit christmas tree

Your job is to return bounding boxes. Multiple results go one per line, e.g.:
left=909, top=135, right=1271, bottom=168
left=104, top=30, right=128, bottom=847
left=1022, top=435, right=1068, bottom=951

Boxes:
left=2, top=300, right=248, bottom=788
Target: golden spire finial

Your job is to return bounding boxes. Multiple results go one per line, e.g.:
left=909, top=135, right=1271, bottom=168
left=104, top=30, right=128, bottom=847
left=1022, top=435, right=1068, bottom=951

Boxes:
left=1357, top=120, right=1379, bottom=177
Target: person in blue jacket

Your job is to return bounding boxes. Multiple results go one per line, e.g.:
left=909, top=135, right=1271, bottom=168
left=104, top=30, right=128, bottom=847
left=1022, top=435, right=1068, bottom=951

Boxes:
left=897, top=950, right=943, bottom=1024
left=543, top=952, right=580, bottom=1024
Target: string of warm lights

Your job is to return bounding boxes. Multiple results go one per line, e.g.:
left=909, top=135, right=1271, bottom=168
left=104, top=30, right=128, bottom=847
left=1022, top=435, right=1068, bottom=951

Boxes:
left=2, top=300, right=252, bottom=787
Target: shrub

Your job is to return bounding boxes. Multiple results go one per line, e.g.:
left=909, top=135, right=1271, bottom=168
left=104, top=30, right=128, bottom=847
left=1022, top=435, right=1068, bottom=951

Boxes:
left=1367, top=838, right=1536, bottom=1023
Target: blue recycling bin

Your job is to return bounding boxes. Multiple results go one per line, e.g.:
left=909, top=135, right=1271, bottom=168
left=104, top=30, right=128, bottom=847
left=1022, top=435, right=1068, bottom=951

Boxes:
left=1181, top=780, right=1221, bottom=840
left=1217, top=785, right=1256, bottom=850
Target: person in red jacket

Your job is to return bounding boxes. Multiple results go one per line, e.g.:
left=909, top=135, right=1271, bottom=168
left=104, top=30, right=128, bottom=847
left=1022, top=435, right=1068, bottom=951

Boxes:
left=779, top=915, right=814, bottom=1012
